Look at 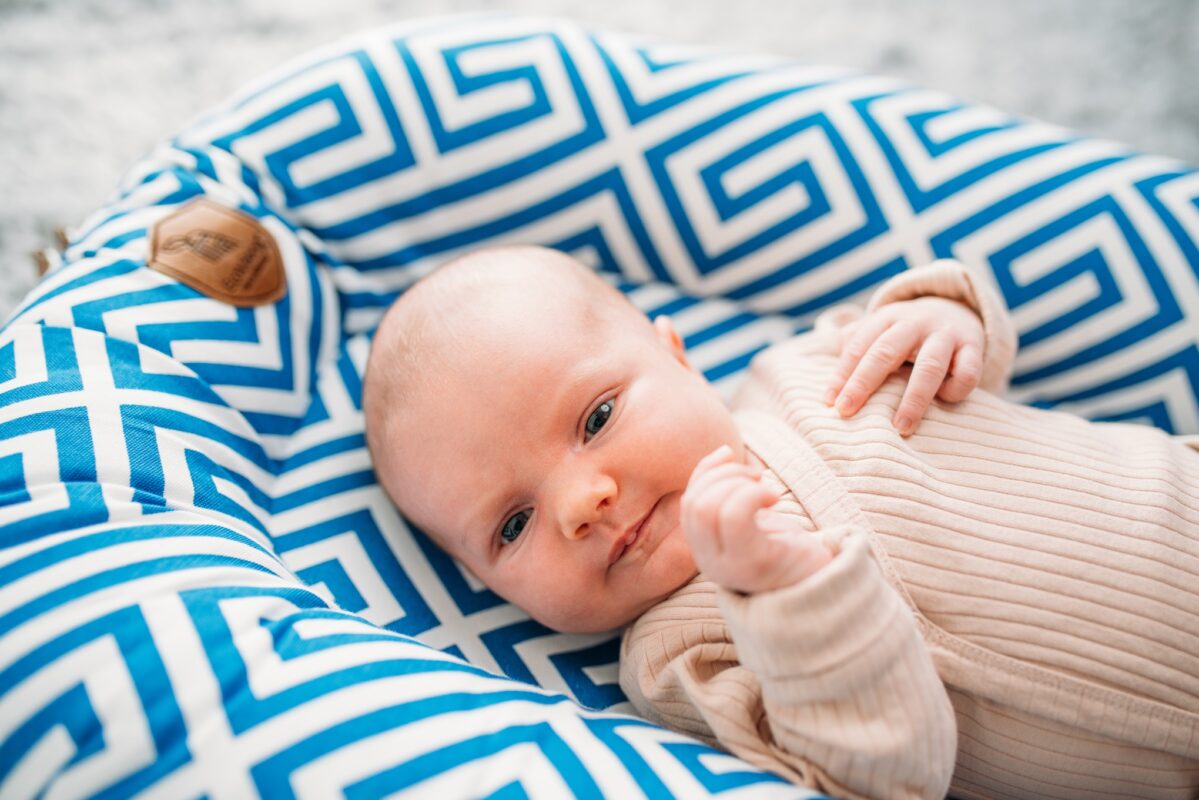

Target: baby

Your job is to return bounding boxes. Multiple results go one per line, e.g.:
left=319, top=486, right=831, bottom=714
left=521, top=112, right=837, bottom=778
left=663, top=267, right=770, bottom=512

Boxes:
left=363, top=245, right=1199, bottom=800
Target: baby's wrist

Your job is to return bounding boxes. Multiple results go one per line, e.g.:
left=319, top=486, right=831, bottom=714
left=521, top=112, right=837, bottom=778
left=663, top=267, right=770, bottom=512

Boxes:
left=779, top=540, right=836, bottom=587
left=741, top=538, right=836, bottom=594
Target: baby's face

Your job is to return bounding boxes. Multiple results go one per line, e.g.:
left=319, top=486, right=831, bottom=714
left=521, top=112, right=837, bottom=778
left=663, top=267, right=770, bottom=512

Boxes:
left=382, top=280, right=744, bottom=633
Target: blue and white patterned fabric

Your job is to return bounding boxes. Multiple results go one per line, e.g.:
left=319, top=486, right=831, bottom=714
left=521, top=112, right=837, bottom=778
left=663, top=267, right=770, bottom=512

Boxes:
left=4, top=12, right=1199, bottom=798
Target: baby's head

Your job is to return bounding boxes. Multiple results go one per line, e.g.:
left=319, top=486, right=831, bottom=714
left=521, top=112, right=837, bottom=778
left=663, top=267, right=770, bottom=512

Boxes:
left=364, top=245, right=744, bottom=633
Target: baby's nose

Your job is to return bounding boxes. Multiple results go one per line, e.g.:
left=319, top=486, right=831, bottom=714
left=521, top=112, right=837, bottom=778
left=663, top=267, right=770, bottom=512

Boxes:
left=560, top=473, right=618, bottom=540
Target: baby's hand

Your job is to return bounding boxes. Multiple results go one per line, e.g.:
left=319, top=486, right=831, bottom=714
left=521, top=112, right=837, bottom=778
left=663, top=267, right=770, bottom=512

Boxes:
left=824, top=296, right=984, bottom=436
left=681, top=445, right=834, bottom=594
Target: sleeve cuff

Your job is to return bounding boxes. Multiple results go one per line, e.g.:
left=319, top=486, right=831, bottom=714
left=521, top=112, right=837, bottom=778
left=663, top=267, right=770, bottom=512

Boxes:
left=715, top=528, right=918, bottom=703
left=866, top=259, right=1018, bottom=394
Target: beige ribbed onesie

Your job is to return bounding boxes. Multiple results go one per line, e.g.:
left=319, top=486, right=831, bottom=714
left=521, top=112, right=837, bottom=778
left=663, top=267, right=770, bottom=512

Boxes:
left=619, top=261, right=1199, bottom=800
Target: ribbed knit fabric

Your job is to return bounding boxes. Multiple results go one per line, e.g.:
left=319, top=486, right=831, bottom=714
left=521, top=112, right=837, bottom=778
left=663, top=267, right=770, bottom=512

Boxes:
left=620, top=261, right=1199, bottom=800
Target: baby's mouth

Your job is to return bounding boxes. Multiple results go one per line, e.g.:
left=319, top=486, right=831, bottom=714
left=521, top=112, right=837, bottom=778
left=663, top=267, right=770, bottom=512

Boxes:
left=609, top=498, right=660, bottom=566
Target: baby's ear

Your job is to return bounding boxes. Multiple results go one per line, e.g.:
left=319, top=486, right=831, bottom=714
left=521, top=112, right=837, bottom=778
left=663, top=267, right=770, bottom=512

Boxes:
left=653, top=316, right=694, bottom=370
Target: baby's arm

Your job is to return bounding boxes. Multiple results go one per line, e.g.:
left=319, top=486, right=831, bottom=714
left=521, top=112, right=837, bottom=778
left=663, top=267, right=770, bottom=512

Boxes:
left=822, top=259, right=1018, bottom=435
left=667, top=446, right=957, bottom=799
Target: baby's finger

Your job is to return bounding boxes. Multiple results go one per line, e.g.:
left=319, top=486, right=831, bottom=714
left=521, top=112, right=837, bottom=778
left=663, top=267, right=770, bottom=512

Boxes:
left=938, top=342, right=984, bottom=402
left=716, top=480, right=778, bottom=543
left=685, top=465, right=757, bottom=542
left=825, top=313, right=893, bottom=406
left=685, top=461, right=763, bottom=506
left=893, top=332, right=955, bottom=436
left=687, top=445, right=749, bottom=487
left=693, top=444, right=737, bottom=473
left=834, top=322, right=922, bottom=418
left=680, top=484, right=725, bottom=557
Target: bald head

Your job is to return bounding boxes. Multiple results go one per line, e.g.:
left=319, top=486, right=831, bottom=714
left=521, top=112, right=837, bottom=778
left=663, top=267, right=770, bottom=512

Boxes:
left=363, top=245, right=652, bottom=536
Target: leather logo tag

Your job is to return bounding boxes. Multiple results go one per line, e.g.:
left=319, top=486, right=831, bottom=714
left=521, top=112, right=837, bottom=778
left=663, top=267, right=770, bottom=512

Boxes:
left=149, top=198, right=286, bottom=307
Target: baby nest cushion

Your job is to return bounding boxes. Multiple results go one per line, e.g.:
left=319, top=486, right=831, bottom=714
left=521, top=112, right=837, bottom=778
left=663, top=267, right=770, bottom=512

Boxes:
left=4, top=12, right=1199, bottom=797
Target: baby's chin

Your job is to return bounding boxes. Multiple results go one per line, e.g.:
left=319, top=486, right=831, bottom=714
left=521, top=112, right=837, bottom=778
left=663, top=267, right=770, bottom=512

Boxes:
left=535, top=603, right=653, bottom=635
left=533, top=570, right=699, bottom=635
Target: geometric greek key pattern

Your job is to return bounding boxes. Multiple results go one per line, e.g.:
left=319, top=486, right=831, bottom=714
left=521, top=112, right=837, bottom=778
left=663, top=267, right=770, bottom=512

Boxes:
left=4, top=11, right=1197, bottom=797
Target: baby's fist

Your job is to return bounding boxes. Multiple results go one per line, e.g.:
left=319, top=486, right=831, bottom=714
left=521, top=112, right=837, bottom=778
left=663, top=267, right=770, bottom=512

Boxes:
left=681, top=445, right=834, bottom=594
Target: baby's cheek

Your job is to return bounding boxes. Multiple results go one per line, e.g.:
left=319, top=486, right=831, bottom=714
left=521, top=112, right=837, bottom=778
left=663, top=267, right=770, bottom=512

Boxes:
left=535, top=583, right=627, bottom=634
left=497, top=572, right=575, bottom=629
left=673, top=389, right=740, bottom=467
left=498, top=549, right=600, bottom=629
left=658, top=370, right=730, bottom=430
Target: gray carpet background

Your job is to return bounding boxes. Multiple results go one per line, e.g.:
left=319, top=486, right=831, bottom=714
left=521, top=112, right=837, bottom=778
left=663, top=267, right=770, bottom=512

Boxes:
left=3, top=0, right=1197, bottom=322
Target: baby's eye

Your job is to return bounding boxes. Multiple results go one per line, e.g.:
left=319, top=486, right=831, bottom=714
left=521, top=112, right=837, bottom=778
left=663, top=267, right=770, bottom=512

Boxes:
left=585, top=399, right=614, bottom=441
left=500, top=509, right=531, bottom=545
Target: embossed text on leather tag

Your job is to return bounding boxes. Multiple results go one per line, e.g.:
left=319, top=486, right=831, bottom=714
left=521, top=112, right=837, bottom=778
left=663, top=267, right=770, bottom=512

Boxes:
left=149, top=198, right=286, bottom=307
